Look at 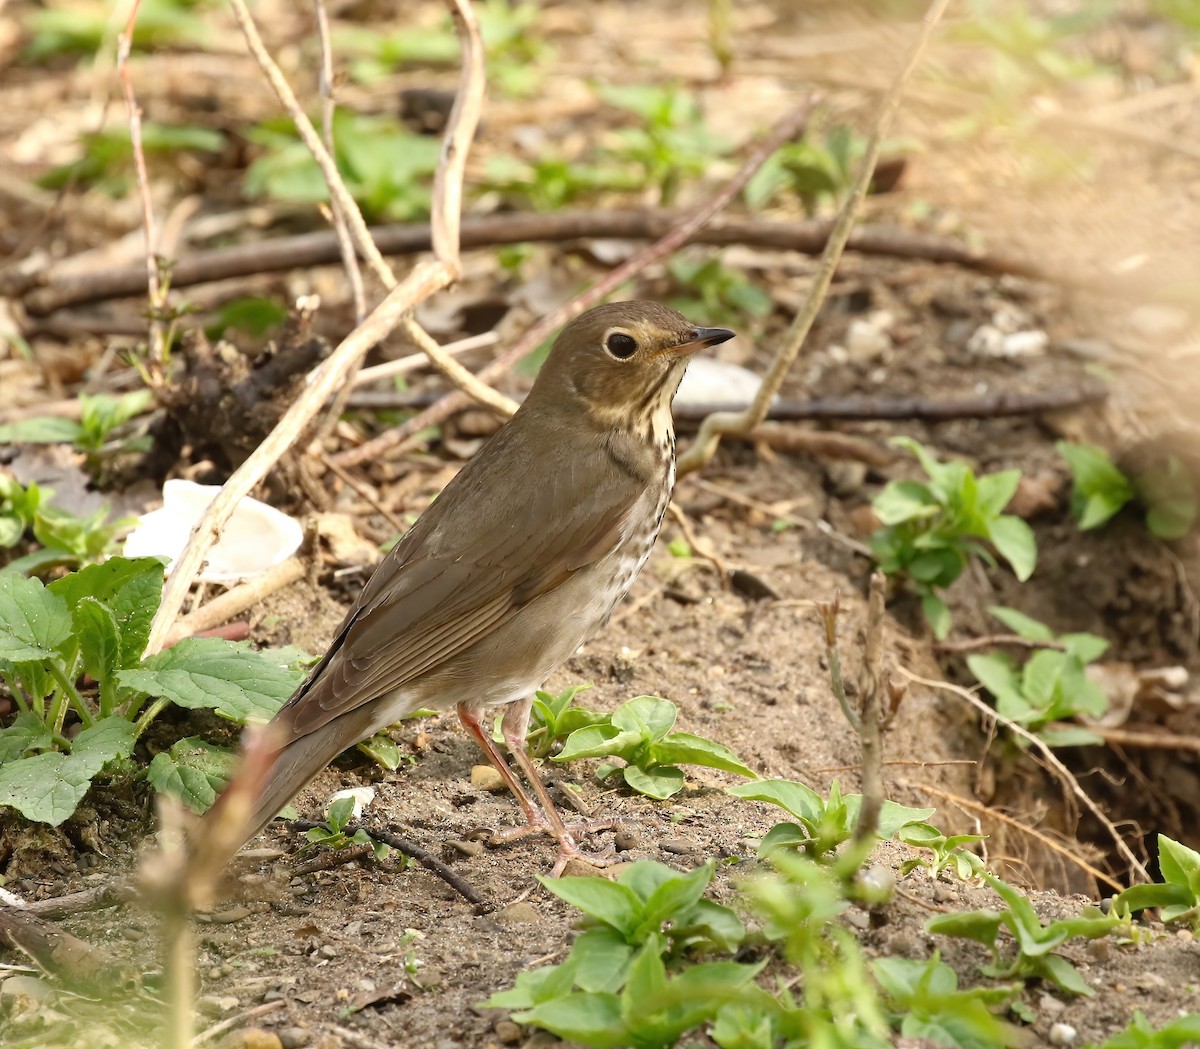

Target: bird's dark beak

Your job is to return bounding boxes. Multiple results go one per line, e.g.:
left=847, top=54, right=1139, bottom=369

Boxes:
left=665, top=326, right=736, bottom=358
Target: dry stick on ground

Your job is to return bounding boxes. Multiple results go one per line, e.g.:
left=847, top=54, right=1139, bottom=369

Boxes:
left=899, top=668, right=1150, bottom=883
left=0, top=905, right=140, bottom=995
left=901, top=780, right=1123, bottom=894
left=676, top=0, right=952, bottom=476
left=934, top=634, right=1067, bottom=654
left=10, top=212, right=1047, bottom=312
left=333, top=98, right=819, bottom=468
left=142, top=0, right=487, bottom=654
left=163, top=558, right=305, bottom=647
left=116, top=0, right=168, bottom=366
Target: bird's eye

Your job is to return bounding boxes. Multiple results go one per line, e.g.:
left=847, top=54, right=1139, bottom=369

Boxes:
left=605, top=332, right=638, bottom=360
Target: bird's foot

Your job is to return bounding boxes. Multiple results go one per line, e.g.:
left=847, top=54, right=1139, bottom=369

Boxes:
left=470, top=818, right=620, bottom=875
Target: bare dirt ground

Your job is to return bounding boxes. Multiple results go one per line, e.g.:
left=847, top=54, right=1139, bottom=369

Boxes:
left=2, top=1, right=1200, bottom=1047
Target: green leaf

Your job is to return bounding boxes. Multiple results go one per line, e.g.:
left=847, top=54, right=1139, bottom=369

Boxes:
left=73, top=597, right=121, bottom=690
left=872, top=481, right=937, bottom=526
left=118, top=638, right=304, bottom=723
left=0, top=717, right=134, bottom=826
left=1037, top=726, right=1104, bottom=748
left=515, top=993, right=626, bottom=1048
left=639, top=862, right=714, bottom=933
left=146, top=737, right=236, bottom=813
left=539, top=875, right=642, bottom=938
left=728, top=778, right=825, bottom=824
left=554, top=723, right=626, bottom=761
left=988, top=605, right=1054, bottom=641
left=926, top=908, right=1004, bottom=946
left=986, top=515, right=1037, bottom=580
left=975, top=469, right=1022, bottom=517
left=1137, top=456, right=1197, bottom=539
left=610, top=695, right=677, bottom=742
left=1061, top=632, right=1108, bottom=662
left=651, top=731, right=755, bottom=777
left=967, top=652, right=1023, bottom=706
left=623, top=763, right=685, bottom=799
left=1057, top=441, right=1134, bottom=529
left=1036, top=952, right=1093, bottom=996
left=571, top=926, right=635, bottom=993
left=0, top=571, right=72, bottom=661
left=0, top=416, right=83, bottom=445
left=48, top=556, right=165, bottom=668
left=922, top=593, right=952, bottom=640
left=357, top=732, right=402, bottom=771
left=0, top=711, right=56, bottom=763
left=1021, top=649, right=1063, bottom=706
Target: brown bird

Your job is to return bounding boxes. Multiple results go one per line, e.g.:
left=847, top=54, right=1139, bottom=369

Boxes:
left=201, top=301, right=735, bottom=872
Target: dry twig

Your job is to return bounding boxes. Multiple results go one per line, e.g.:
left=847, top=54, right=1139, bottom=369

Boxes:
left=676, top=0, right=953, bottom=474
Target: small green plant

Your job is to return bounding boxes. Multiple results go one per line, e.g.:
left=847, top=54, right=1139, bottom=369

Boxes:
left=245, top=111, right=440, bottom=222
left=0, top=476, right=132, bottom=574
left=729, top=778, right=933, bottom=863
left=897, top=822, right=988, bottom=879
left=553, top=694, right=755, bottom=799
left=0, top=559, right=304, bottom=825
left=25, top=0, right=210, bottom=60
left=966, top=606, right=1109, bottom=746
left=0, top=391, right=153, bottom=477
left=485, top=860, right=757, bottom=1048
left=872, top=954, right=1019, bottom=1049
left=304, top=793, right=391, bottom=861
left=870, top=437, right=1037, bottom=638
left=518, top=683, right=607, bottom=759
left=745, top=125, right=916, bottom=215
left=482, top=152, right=643, bottom=211
left=1115, top=834, right=1200, bottom=930
left=668, top=255, right=773, bottom=326
left=1058, top=441, right=1196, bottom=540
left=1089, top=1011, right=1200, bottom=1049
left=927, top=872, right=1122, bottom=997
left=596, top=83, right=729, bottom=205
left=40, top=125, right=224, bottom=195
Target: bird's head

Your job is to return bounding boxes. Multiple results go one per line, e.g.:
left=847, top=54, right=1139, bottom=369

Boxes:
left=528, top=300, right=736, bottom=430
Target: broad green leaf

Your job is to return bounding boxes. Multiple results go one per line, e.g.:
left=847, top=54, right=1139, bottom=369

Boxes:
left=987, top=515, right=1036, bottom=580
left=842, top=796, right=935, bottom=839
left=728, top=778, right=825, bottom=824
left=0, top=571, right=72, bottom=661
left=610, top=695, right=677, bottom=742
left=1061, top=632, right=1108, bottom=662
left=987, top=605, right=1054, bottom=641
left=0, top=416, right=83, bottom=444
left=357, top=732, right=401, bottom=771
left=1138, top=455, right=1197, bottom=539
left=890, top=437, right=955, bottom=492
left=756, top=821, right=810, bottom=857
left=872, top=481, right=937, bottom=525
left=926, top=908, right=1004, bottom=945
left=118, top=638, right=304, bottom=722
left=908, top=548, right=963, bottom=586
left=145, top=737, right=236, bottom=813
left=975, top=468, right=1022, bottom=517
left=1021, top=649, right=1063, bottom=706
left=514, top=992, right=625, bottom=1048
left=539, top=875, right=642, bottom=938
left=679, top=899, right=745, bottom=953
left=554, top=723, right=627, bottom=761
left=0, top=711, right=55, bottom=763
left=570, top=927, right=635, bottom=994
left=623, top=763, right=684, bottom=799
left=1113, top=882, right=1193, bottom=914
left=639, top=862, right=714, bottom=933
left=0, top=717, right=133, bottom=826
left=1058, top=441, right=1133, bottom=529
left=48, top=556, right=165, bottom=667
left=1038, top=726, right=1103, bottom=748
left=73, top=597, right=120, bottom=689
left=1158, top=834, right=1200, bottom=920
left=651, top=731, right=755, bottom=777
left=1036, top=953, right=1093, bottom=997
left=620, top=860, right=685, bottom=902
left=967, top=652, right=1022, bottom=705
left=922, top=593, right=952, bottom=640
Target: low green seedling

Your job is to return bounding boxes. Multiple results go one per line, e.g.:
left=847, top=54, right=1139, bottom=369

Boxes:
left=1115, top=834, right=1200, bottom=930
left=482, top=152, right=643, bottom=212
left=870, top=437, right=1037, bottom=638
left=927, top=873, right=1122, bottom=997
left=304, top=793, right=391, bottom=861
left=485, top=861, right=757, bottom=1049
left=0, top=559, right=305, bottom=825
left=872, top=954, right=1020, bottom=1049
left=1088, top=1011, right=1200, bottom=1049
left=668, top=255, right=773, bottom=326
left=0, top=476, right=131, bottom=574
left=520, top=683, right=607, bottom=759
left=1058, top=441, right=1196, bottom=540
left=40, top=125, right=224, bottom=195
left=898, top=822, right=987, bottom=880
left=966, top=606, right=1109, bottom=746
left=554, top=694, right=755, bottom=799
left=246, top=111, right=440, bottom=222
left=25, top=0, right=209, bottom=60
left=595, top=82, right=729, bottom=205
left=729, top=778, right=933, bottom=863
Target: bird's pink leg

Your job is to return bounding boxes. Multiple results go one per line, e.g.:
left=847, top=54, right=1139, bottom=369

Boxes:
left=456, top=700, right=548, bottom=832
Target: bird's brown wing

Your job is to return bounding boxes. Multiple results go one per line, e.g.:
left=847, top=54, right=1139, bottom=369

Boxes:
left=279, top=435, right=644, bottom=741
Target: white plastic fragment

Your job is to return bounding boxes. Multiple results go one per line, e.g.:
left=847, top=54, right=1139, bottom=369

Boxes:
left=1049, top=1022, right=1078, bottom=1045
left=122, top=479, right=303, bottom=582
left=326, top=786, right=376, bottom=820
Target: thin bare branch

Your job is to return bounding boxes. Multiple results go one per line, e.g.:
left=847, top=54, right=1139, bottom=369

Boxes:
left=676, top=0, right=952, bottom=474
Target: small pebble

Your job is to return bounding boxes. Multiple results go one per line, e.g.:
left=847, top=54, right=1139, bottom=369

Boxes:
left=277, top=1028, right=312, bottom=1049
left=0, top=976, right=53, bottom=1002
left=1049, top=1022, right=1077, bottom=1045
left=494, top=1019, right=522, bottom=1044
left=1038, top=994, right=1066, bottom=1019
left=471, top=765, right=506, bottom=792
left=496, top=902, right=540, bottom=925
left=318, top=944, right=338, bottom=959
left=559, top=858, right=607, bottom=878
left=613, top=828, right=639, bottom=851
left=844, top=909, right=870, bottom=931
left=1087, top=938, right=1111, bottom=962
left=197, top=994, right=240, bottom=1016
left=449, top=838, right=484, bottom=858
left=220, top=1030, right=283, bottom=1049
left=206, top=906, right=254, bottom=924
left=660, top=837, right=697, bottom=855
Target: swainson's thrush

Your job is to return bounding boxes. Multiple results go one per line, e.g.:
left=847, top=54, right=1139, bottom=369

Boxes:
left=202, top=301, right=735, bottom=872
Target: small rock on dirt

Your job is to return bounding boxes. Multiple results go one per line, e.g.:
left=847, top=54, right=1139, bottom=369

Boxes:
left=494, top=1019, right=523, bottom=1044
left=471, top=765, right=506, bottom=792
left=277, top=1028, right=313, bottom=1049
left=1049, top=1022, right=1077, bottom=1045
left=614, top=828, right=639, bottom=851
left=448, top=838, right=484, bottom=858
left=559, top=858, right=608, bottom=878
left=660, top=837, right=697, bottom=855
left=219, top=1029, right=283, bottom=1049
left=496, top=901, right=540, bottom=925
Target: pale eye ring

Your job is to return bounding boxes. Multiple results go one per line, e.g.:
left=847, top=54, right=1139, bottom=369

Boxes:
left=605, top=332, right=638, bottom=360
